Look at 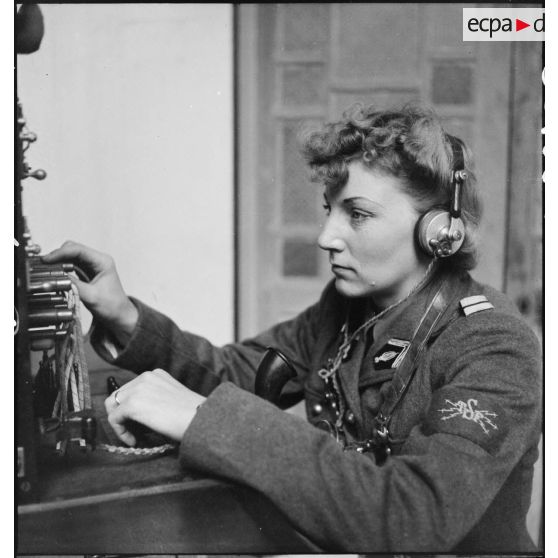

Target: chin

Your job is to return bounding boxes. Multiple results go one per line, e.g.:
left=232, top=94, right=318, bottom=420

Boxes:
left=333, top=277, right=375, bottom=299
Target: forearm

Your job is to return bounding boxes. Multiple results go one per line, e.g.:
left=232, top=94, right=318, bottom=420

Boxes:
left=92, top=296, right=303, bottom=398
left=91, top=290, right=324, bottom=398
left=179, top=383, right=511, bottom=552
left=91, top=298, right=249, bottom=395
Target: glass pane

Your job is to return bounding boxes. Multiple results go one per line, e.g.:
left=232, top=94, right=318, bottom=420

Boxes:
left=333, top=5, right=420, bottom=81
left=283, top=239, right=318, bottom=276
left=432, top=63, right=474, bottom=105
left=282, top=64, right=326, bottom=106
left=282, top=121, right=319, bottom=225
left=280, top=4, right=328, bottom=53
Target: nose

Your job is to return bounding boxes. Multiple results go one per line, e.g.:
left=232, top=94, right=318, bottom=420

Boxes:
left=318, top=214, right=345, bottom=253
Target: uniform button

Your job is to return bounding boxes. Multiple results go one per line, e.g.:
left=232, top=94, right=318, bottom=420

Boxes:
left=345, top=411, right=355, bottom=424
left=311, top=403, right=323, bottom=416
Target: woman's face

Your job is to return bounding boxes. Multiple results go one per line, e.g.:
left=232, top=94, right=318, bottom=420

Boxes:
left=318, top=160, right=430, bottom=306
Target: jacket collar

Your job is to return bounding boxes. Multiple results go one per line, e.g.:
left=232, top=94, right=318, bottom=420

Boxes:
left=355, top=265, right=470, bottom=347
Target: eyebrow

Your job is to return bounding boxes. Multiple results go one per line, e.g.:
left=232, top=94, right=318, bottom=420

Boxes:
left=343, top=196, right=386, bottom=210
left=323, top=193, right=386, bottom=210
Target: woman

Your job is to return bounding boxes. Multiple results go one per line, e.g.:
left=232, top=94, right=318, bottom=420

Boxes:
left=44, top=104, right=541, bottom=552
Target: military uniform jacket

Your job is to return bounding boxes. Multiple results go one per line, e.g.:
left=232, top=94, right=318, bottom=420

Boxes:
left=92, top=268, right=542, bottom=553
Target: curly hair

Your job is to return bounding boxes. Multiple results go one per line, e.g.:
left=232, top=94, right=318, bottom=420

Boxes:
left=300, top=103, right=482, bottom=271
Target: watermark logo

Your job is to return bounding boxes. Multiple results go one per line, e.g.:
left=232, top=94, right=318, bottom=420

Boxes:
left=463, top=8, right=544, bottom=41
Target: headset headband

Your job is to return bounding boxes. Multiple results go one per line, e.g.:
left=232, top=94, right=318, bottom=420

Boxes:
left=446, top=134, right=465, bottom=172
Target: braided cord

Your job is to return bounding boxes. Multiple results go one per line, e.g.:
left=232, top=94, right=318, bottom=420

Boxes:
left=98, top=443, right=177, bottom=456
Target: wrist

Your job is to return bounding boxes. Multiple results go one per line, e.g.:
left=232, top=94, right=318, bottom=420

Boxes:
left=177, top=396, right=207, bottom=441
left=105, top=297, right=139, bottom=347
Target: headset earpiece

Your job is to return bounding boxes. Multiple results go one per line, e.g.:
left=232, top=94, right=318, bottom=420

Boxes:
left=416, top=137, right=467, bottom=258
left=417, top=204, right=465, bottom=258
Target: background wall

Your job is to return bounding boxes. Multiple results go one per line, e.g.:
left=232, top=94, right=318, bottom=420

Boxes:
left=17, top=4, right=234, bottom=344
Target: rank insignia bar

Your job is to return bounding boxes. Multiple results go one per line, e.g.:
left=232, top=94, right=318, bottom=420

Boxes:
left=460, top=295, right=494, bottom=316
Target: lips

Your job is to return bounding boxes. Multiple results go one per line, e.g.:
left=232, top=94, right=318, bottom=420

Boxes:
left=331, top=263, right=353, bottom=272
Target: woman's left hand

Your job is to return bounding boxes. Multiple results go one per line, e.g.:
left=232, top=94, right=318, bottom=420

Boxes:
left=104, top=369, right=206, bottom=447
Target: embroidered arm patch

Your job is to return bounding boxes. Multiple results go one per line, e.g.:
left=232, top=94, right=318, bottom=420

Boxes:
left=423, top=388, right=507, bottom=454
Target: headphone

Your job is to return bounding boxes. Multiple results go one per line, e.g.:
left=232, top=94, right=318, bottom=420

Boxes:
left=416, top=135, right=467, bottom=258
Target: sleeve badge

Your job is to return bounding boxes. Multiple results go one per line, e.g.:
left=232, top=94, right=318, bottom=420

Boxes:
left=424, top=388, right=507, bottom=454
left=438, top=398, right=498, bottom=435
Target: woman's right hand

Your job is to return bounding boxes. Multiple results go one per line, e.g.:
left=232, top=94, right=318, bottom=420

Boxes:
left=42, top=241, right=139, bottom=342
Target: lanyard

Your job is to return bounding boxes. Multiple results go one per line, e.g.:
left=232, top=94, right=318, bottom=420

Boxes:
left=377, top=279, right=455, bottom=428
left=333, top=279, right=457, bottom=463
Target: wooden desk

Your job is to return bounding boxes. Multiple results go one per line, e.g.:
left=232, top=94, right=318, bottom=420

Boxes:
left=18, top=359, right=317, bottom=554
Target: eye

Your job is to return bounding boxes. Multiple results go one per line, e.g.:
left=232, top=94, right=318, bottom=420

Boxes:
left=322, top=203, right=331, bottom=216
left=350, top=209, right=371, bottom=223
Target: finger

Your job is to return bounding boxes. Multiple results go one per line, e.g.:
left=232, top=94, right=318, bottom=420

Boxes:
left=42, top=240, right=87, bottom=262
left=106, top=392, right=138, bottom=447
left=107, top=410, right=137, bottom=447
left=104, top=395, right=117, bottom=420
left=68, top=275, right=97, bottom=305
left=104, top=384, right=131, bottom=414
left=42, top=241, right=111, bottom=274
